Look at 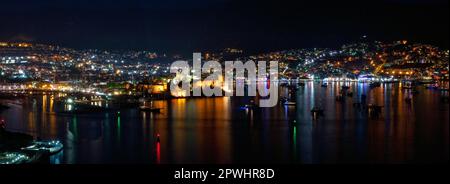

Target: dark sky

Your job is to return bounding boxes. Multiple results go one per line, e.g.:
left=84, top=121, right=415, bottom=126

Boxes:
left=0, top=0, right=448, bottom=54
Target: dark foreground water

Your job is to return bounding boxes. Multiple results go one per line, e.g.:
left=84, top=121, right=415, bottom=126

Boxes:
left=2, top=82, right=449, bottom=164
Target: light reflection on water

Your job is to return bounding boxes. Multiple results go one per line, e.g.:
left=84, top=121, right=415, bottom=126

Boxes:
left=1, top=82, right=449, bottom=164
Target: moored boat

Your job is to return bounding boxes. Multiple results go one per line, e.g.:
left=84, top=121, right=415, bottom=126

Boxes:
left=139, top=100, right=162, bottom=113
left=311, top=106, right=324, bottom=119
left=139, top=105, right=162, bottom=112
left=284, top=101, right=296, bottom=106
left=369, top=82, right=381, bottom=88
left=341, top=85, right=350, bottom=90
left=0, top=152, right=30, bottom=164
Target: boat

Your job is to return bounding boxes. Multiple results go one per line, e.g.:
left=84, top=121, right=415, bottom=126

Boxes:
left=0, top=119, right=5, bottom=129
left=311, top=107, right=324, bottom=119
left=21, top=140, right=64, bottom=155
left=321, top=83, right=328, bottom=88
left=341, top=85, right=350, bottom=90
left=139, top=97, right=152, bottom=103
left=284, top=91, right=297, bottom=106
left=241, top=104, right=256, bottom=110
left=442, top=96, right=449, bottom=103
left=367, top=104, right=384, bottom=118
left=347, top=91, right=354, bottom=97
left=405, top=97, right=412, bottom=104
left=402, top=81, right=414, bottom=89
left=241, top=99, right=258, bottom=110
left=139, top=101, right=162, bottom=113
left=369, top=82, right=381, bottom=88
left=0, top=152, right=30, bottom=164
left=284, top=84, right=298, bottom=90
left=353, top=102, right=364, bottom=109
left=284, top=101, right=296, bottom=106
left=139, top=106, right=162, bottom=112
left=336, top=95, right=345, bottom=102
left=426, top=83, right=438, bottom=90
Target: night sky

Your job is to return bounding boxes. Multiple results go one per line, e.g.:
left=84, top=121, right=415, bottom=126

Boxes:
left=0, top=0, right=448, bottom=54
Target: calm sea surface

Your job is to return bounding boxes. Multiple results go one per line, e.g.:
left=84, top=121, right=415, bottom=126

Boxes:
left=2, top=82, right=449, bottom=164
